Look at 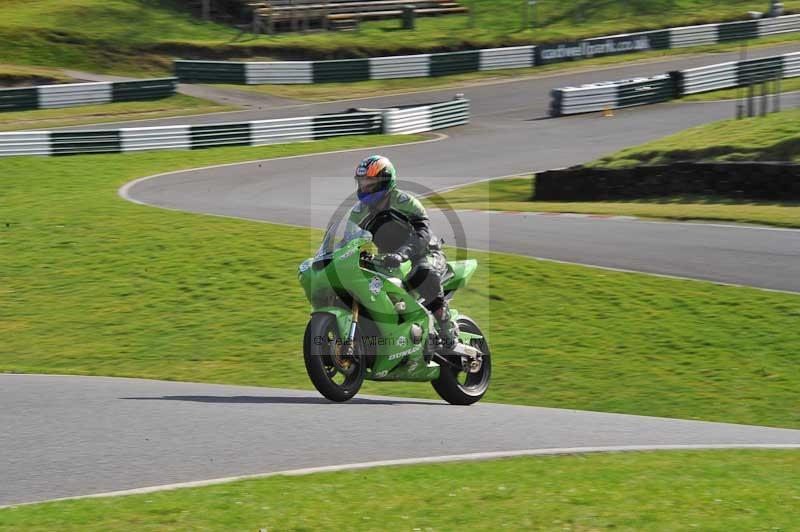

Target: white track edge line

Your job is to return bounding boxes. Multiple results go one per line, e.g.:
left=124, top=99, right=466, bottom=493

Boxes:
left=443, top=207, right=800, bottom=233
left=461, top=244, right=800, bottom=296
left=3, top=444, right=799, bottom=509
left=120, top=159, right=800, bottom=295
left=118, top=132, right=447, bottom=205
left=426, top=172, right=800, bottom=234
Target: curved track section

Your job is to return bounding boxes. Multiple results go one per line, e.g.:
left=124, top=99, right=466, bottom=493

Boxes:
left=10, top=45, right=800, bottom=508
left=118, top=44, right=800, bottom=293
left=3, top=374, right=799, bottom=507
left=125, top=97, right=800, bottom=293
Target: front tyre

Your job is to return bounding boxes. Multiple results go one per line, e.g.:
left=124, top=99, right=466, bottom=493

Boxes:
left=304, top=313, right=365, bottom=402
left=431, top=316, right=491, bottom=405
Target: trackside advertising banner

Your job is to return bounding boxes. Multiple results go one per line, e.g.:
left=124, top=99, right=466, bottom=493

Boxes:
left=536, top=35, right=652, bottom=65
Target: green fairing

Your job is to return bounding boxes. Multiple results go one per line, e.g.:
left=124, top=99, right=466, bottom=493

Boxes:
left=443, top=259, right=477, bottom=291
left=299, top=234, right=432, bottom=380
left=298, top=227, right=481, bottom=382
left=300, top=201, right=491, bottom=403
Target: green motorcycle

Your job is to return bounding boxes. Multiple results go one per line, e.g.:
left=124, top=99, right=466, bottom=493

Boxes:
left=298, top=219, right=491, bottom=405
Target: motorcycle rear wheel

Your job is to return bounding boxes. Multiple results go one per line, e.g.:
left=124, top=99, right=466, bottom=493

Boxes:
left=431, top=316, right=491, bottom=405
left=303, top=313, right=365, bottom=402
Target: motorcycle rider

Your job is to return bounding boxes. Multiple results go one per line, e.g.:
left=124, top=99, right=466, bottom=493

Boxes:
left=348, top=155, right=459, bottom=348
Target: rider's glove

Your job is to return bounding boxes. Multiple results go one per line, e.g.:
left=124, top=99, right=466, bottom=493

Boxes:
left=382, top=252, right=406, bottom=269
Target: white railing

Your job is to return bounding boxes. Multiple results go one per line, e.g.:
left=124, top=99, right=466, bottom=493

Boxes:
left=0, top=97, right=471, bottom=157
left=550, top=51, right=800, bottom=116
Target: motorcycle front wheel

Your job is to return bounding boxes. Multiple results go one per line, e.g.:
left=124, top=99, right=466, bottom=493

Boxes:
left=431, top=316, right=492, bottom=405
left=303, top=313, right=365, bottom=402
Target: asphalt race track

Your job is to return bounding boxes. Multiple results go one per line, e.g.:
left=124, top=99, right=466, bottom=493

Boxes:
left=122, top=47, right=800, bottom=292
left=3, top=374, right=800, bottom=507
left=62, top=42, right=800, bottom=130
left=7, top=45, right=800, bottom=507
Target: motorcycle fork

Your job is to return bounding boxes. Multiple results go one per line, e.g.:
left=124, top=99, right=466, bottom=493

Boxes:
left=345, top=300, right=360, bottom=356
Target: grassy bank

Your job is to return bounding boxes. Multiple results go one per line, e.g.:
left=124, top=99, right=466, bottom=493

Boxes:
left=0, top=64, right=74, bottom=87
left=432, top=176, right=800, bottom=227
left=1, top=450, right=798, bottom=530
left=592, top=107, right=800, bottom=167
left=435, top=109, right=800, bottom=227
left=2, top=0, right=799, bottom=74
left=2, top=141, right=800, bottom=429
left=0, top=94, right=236, bottom=132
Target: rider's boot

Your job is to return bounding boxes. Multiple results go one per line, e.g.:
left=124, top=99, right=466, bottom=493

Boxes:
left=434, top=303, right=459, bottom=351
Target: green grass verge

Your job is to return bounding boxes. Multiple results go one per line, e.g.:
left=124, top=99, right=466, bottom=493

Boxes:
left=431, top=177, right=800, bottom=228
left=682, top=75, right=800, bottom=102
left=2, top=139, right=800, bottom=429
left=1, top=450, right=798, bottom=530
left=434, top=109, right=800, bottom=227
left=1, top=0, right=799, bottom=75
left=592, top=107, right=800, bottom=167
left=0, top=94, right=236, bottom=132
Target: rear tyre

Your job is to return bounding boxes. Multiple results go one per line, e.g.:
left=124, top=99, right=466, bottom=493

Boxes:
left=303, top=313, right=365, bottom=402
left=431, top=316, right=491, bottom=405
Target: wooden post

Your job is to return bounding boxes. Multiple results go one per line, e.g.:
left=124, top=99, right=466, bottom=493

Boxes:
left=202, top=0, right=211, bottom=21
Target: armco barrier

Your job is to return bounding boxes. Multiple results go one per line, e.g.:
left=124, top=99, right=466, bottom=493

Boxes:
left=550, top=75, right=674, bottom=116
left=534, top=162, right=800, bottom=201
left=677, top=51, right=799, bottom=95
left=478, top=46, right=536, bottom=71
left=0, top=88, right=38, bottom=112
left=246, top=62, right=312, bottom=84
left=550, top=51, right=800, bottom=116
left=369, top=54, right=431, bottom=79
left=383, top=97, right=470, bottom=134
left=0, top=78, right=178, bottom=112
left=174, top=14, right=800, bottom=85
left=313, top=59, right=370, bottom=83
left=0, top=97, right=470, bottom=157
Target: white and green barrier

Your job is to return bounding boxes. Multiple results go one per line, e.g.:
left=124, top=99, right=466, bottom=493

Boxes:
left=383, top=97, right=470, bottom=134
left=677, top=52, right=800, bottom=94
left=549, top=75, right=675, bottom=116
left=550, top=51, right=800, bottom=116
left=0, top=78, right=178, bottom=113
left=0, top=97, right=469, bottom=157
left=174, top=14, right=800, bottom=84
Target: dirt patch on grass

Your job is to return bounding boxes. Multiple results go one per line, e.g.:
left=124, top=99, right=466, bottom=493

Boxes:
left=0, top=74, right=69, bottom=87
